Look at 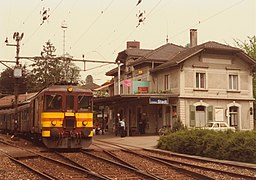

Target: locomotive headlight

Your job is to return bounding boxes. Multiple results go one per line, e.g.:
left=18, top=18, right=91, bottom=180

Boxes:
left=51, top=120, right=57, bottom=126
left=67, top=87, right=73, bottom=92
left=82, top=121, right=88, bottom=126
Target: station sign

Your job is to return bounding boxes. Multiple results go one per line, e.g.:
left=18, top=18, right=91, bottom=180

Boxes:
left=149, top=97, right=169, bottom=105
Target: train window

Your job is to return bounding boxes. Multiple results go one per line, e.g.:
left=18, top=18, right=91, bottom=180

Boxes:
left=66, top=95, right=74, bottom=110
left=45, top=94, right=62, bottom=111
left=78, top=95, right=92, bottom=111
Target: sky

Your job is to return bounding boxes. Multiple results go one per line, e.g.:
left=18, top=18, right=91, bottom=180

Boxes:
left=0, top=0, right=255, bottom=85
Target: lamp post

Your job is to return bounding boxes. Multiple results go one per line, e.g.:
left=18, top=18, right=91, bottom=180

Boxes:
left=5, top=32, right=24, bottom=136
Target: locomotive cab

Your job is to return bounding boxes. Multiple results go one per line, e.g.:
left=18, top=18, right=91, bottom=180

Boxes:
left=41, top=85, right=93, bottom=149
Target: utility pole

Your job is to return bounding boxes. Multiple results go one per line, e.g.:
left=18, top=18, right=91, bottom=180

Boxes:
left=117, top=61, right=121, bottom=95
left=61, top=20, right=68, bottom=81
left=5, top=32, right=24, bottom=136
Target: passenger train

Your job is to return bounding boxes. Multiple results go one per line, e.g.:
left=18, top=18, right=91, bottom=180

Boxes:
left=0, top=83, right=94, bottom=149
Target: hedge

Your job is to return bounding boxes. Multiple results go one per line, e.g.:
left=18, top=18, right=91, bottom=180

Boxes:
left=157, top=129, right=256, bottom=163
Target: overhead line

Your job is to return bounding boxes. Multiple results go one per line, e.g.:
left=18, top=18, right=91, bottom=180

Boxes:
left=23, top=0, right=65, bottom=45
left=113, top=0, right=163, bottom=53
left=170, top=0, right=246, bottom=41
left=94, top=5, right=137, bottom=51
left=71, top=0, right=115, bottom=50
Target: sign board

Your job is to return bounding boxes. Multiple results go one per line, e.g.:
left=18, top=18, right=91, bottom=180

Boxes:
left=138, top=87, right=148, bottom=93
left=149, top=97, right=169, bottom=105
left=215, top=108, right=224, bottom=121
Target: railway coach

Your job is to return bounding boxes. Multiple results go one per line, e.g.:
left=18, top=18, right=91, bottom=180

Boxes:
left=0, top=83, right=94, bottom=149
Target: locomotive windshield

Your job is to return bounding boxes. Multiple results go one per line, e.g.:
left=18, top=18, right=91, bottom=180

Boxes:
left=45, top=94, right=62, bottom=111
left=78, top=95, right=92, bottom=111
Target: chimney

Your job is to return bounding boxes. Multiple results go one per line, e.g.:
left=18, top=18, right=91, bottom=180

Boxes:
left=190, top=29, right=197, bottom=47
left=127, top=41, right=140, bottom=49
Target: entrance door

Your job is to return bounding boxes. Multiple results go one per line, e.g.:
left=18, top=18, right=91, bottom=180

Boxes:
left=229, top=106, right=238, bottom=129
left=195, top=106, right=206, bottom=127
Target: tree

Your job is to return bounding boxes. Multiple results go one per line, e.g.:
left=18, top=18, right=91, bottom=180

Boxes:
left=234, top=36, right=256, bottom=60
left=29, top=40, right=80, bottom=91
left=0, top=65, right=30, bottom=97
left=234, top=36, right=256, bottom=98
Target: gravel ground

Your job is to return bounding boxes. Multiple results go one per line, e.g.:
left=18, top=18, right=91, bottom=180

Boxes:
left=0, top=154, right=40, bottom=180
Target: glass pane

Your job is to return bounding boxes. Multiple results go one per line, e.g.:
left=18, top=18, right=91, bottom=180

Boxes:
left=66, top=95, right=74, bottom=110
left=78, top=96, right=92, bottom=111
left=229, top=75, right=232, bottom=89
left=200, top=73, right=205, bottom=88
left=233, top=75, right=238, bottom=90
left=196, top=73, right=199, bottom=88
left=45, top=94, right=62, bottom=111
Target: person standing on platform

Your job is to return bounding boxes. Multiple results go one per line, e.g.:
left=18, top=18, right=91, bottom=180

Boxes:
left=115, top=113, right=121, bottom=136
left=119, top=119, right=125, bottom=137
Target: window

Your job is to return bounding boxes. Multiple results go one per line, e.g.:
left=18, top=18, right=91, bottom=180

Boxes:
left=66, top=95, right=74, bottom=110
left=78, top=95, right=92, bottom=111
left=229, top=74, right=238, bottom=90
left=196, top=72, right=206, bottom=89
left=164, top=74, right=169, bottom=90
left=45, top=94, right=62, bottom=111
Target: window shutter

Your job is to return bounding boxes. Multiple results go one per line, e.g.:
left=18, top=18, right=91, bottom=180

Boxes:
left=207, top=106, right=213, bottom=122
left=190, top=105, right=196, bottom=127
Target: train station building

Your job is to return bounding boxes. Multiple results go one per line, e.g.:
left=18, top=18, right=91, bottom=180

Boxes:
left=94, top=29, right=256, bottom=136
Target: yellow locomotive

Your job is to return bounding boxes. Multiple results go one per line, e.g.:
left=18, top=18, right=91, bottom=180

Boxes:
left=0, top=84, right=94, bottom=149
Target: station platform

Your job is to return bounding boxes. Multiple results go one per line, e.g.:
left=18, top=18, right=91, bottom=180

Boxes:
left=92, top=133, right=160, bottom=149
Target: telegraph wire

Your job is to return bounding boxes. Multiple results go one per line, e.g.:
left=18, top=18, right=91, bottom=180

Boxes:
left=112, top=0, right=163, bottom=55
left=24, top=0, right=65, bottom=45
left=71, top=0, right=115, bottom=50
left=93, top=5, right=137, bottom=52
left=169, top=0, right=246, bottom=42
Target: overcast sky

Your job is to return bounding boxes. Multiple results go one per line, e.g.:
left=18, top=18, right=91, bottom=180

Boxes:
left=0, top=0, right=255, bottom=85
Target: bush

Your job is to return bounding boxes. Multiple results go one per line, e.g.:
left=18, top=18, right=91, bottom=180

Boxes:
left=157, top=129, right=256, bottom=163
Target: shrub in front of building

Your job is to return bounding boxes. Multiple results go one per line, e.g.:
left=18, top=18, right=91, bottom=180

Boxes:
left=157, top=129, right=256, bottom=163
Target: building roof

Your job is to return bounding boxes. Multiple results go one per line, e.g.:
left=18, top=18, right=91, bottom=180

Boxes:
left=81, top=82, right=100, bottom=90
left=94, top=94, right=179, bottom=106
left=105, top=64, right=125, bottom=76
left=130, top=43, right=185, bottom=66
left=115, top=48, right=152, bottom=63
left=94, top=82, right=113, bottom=91
left=0, top=92, right=37, bottom=108
left=151, top=41, right=256, bottom=72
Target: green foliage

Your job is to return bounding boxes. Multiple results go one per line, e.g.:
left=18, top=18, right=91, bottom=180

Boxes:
left=0, top=65, right=31, bottom=96
left=234, top=36, right=256, bottom=60
left=172, top=119, right=186, bottom=132
left=234, top=36, right=256, bottom=98
left=29, top=41, right=80, bottom=91
left=158, top=129, right=256, bottom=163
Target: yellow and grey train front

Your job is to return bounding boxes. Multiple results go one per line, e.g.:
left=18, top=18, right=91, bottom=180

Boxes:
left=40, top=85, right=93, bottom=149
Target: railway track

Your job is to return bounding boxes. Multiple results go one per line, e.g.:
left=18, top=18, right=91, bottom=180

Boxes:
left=0, top=134, right=255, bottom=179
left=0, top=139, right=108, bottom=179
left=90, top=141, right=209, bottom=179
left=94, top=139, right=256, bottom=180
